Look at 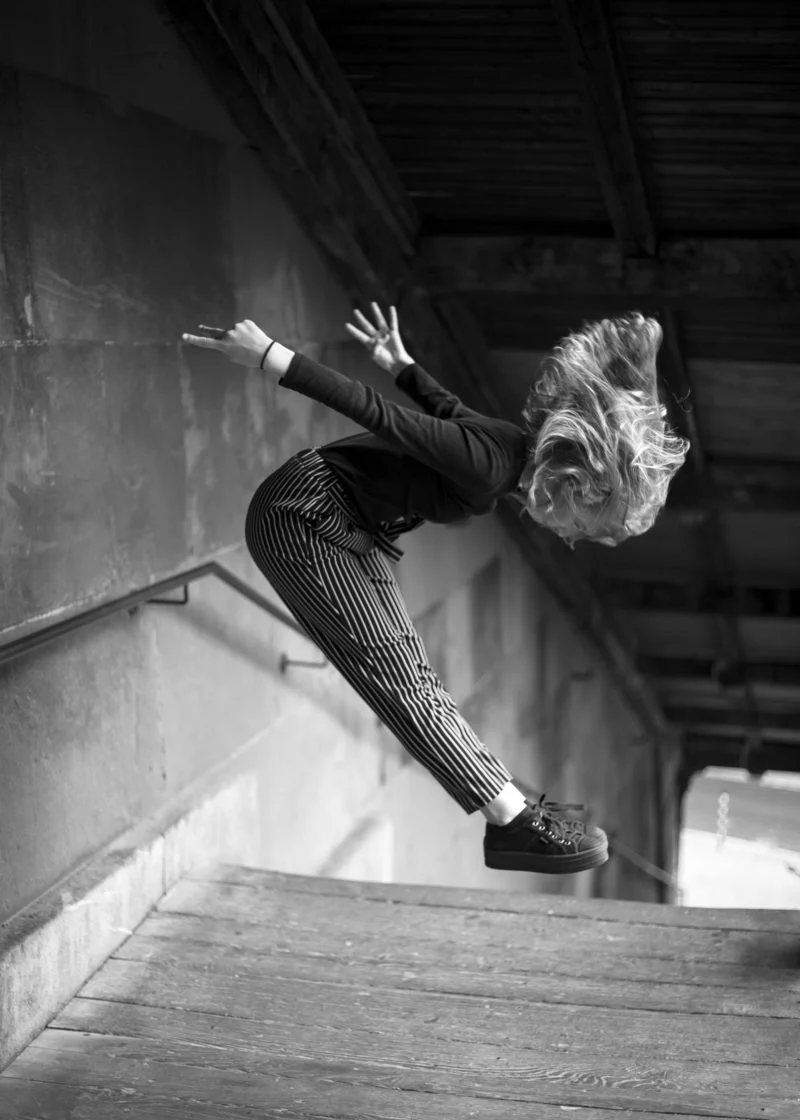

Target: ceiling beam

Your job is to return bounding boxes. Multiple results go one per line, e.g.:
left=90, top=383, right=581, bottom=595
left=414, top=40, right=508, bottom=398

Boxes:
left=667, top=459, right=800, bottom=515
left=155, top=0, right=669, bottom=739
left=669, top=707, right=800, bottom=735
left=605, top=582, right=800, bottom=620
left=458, top=295, right=800, bottom=365
left=549, top=0, right=655, bottom=255
left=640, top=658, right=800, bottom=690
left=419, top=234, right=800, bottom=305
left=684, top=735, right=800, bottom=777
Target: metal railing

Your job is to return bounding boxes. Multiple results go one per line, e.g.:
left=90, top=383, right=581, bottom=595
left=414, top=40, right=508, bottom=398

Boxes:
left=0, top=562, right=326, bottom=672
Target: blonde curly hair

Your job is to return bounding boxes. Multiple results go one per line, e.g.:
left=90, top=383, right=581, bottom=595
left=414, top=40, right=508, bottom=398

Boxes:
left=519, top=312, right=689, bottom=547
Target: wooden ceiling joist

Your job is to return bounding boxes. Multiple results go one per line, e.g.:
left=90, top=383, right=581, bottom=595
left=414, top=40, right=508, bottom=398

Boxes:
left=420, top=234, right=800, bottom=305
left=668, top=459, right=800, bottom=515
left=669, top=708, right=800, bottom=736
left=606, top=582, right=800, bottom=620
left=640, top=659, right=800, bottom=691
left=156, top=0, right=669, bottom=738
left=685, top=735, right=800, bottom=777
left=549, top=0, right=655, bottom=256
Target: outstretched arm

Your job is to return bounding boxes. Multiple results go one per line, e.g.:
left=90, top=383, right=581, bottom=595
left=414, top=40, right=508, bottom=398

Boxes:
left=180, top=317, right=511, bottom=490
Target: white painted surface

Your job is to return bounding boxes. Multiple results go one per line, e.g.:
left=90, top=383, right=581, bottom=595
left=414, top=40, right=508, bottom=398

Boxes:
left=678, top=829, right=800, bottom=909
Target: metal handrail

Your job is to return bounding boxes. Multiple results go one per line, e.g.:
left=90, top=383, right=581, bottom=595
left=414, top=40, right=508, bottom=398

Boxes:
left=0, top=561, right=325, bottom=669
left=3, top=566, right=679, bottom=894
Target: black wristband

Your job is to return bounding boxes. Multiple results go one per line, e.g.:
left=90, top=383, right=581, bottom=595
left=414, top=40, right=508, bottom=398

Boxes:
left=260, top=340, right=277, bottom=370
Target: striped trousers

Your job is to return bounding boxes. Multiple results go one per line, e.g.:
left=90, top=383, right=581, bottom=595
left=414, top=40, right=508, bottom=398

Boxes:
left=244, top=448, right=513, bottom=814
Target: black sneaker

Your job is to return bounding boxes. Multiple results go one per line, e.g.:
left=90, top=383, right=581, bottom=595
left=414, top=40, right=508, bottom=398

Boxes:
left=484, top=794, right=609, bottom=874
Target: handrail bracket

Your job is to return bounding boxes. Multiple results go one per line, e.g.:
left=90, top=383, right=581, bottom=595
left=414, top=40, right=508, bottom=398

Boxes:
left=149, top=585, right=190, bottom=607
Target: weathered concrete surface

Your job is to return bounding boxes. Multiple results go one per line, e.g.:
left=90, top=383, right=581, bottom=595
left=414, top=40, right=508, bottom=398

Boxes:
left=1, top=342, right=188, bottom=620
left=0, top=63, right=233, bottom=632
left=0, top=768, right=261, bottom=1070
left=0, top=0, right=674, bottom=932
left=0, top=0, right=243, bottom=146
left=21, top=76, right=233, bottom=346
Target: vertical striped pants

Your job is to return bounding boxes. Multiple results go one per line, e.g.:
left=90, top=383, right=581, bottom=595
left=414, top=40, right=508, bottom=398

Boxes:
left=244, top=448, right=513, bottom=814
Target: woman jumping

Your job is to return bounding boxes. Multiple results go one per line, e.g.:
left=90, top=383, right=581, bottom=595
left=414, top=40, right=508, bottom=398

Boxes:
left=182, top=304, right=687, bottom=875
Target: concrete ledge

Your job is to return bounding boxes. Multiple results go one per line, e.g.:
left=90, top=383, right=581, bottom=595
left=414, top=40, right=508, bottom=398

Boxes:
left=0, top=838, right=164, bottom=1072
left=0, top=767, right=260, bottom=1071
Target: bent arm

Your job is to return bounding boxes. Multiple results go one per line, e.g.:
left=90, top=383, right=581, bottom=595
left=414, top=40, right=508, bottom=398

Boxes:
left=279, top=353, right=508, bottom=488
left=264, top=330, right=485, bottom=423
left=396, top=361, right=486, bottom=421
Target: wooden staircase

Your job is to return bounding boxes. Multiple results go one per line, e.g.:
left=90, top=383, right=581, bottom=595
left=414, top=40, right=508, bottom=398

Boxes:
left=1, top=864, right=798, bottom=1119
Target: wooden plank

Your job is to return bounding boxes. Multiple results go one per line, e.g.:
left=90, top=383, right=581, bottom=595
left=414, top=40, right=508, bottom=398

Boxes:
left=68, top=958, right=800, bottom=1068
left=6, top=1021, right=793, bottom=1120
left=0, top=1037, right=753, bottom=1120
left=549, top=0, right=656, bottom=254
left=151, top=881, right=800, bottom=981
left=0, top=1083, right=743, bottom=1120
left=183, top=864, right=800, bottom=934
left=128, top=912, right=800, bottom=992
left=28, top=1008, right=797, bottom=1119
left=158, top=876, right=800, bottom=958
left=110, top=925, right=800, bottom=1018
left=420, top=234, right=800, bottom=303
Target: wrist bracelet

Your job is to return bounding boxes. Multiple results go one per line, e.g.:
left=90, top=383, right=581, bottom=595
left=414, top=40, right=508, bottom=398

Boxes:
left=260, top=340, right=276, bottom=370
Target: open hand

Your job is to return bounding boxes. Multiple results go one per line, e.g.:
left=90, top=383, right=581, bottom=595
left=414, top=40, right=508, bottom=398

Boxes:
left=181, top=320, right=272, bottom=368
left=345, top=303, right=413, bottom=377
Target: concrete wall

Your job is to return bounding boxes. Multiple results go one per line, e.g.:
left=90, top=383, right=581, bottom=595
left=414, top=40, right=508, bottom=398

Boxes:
left=0, top=0, right=673, bottom=927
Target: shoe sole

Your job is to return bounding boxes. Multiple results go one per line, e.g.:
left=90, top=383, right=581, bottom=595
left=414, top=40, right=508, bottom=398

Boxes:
left=484, top=845, right=609, bottom=874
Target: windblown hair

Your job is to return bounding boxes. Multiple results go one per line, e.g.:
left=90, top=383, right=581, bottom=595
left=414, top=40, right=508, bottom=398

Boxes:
left=519, top=312, right=689, bottom=546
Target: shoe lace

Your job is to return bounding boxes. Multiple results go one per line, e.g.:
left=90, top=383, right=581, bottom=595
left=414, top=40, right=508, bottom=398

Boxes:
left=530, top=793, right=589, bottom=844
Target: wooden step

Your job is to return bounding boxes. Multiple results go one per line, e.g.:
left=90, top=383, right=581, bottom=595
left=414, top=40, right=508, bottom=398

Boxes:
left=1, top=864, right=798, bottom=1119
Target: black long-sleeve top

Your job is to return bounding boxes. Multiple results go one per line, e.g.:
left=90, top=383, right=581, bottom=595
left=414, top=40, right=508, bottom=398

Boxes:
left=279, top=352, right=530, bottom=531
